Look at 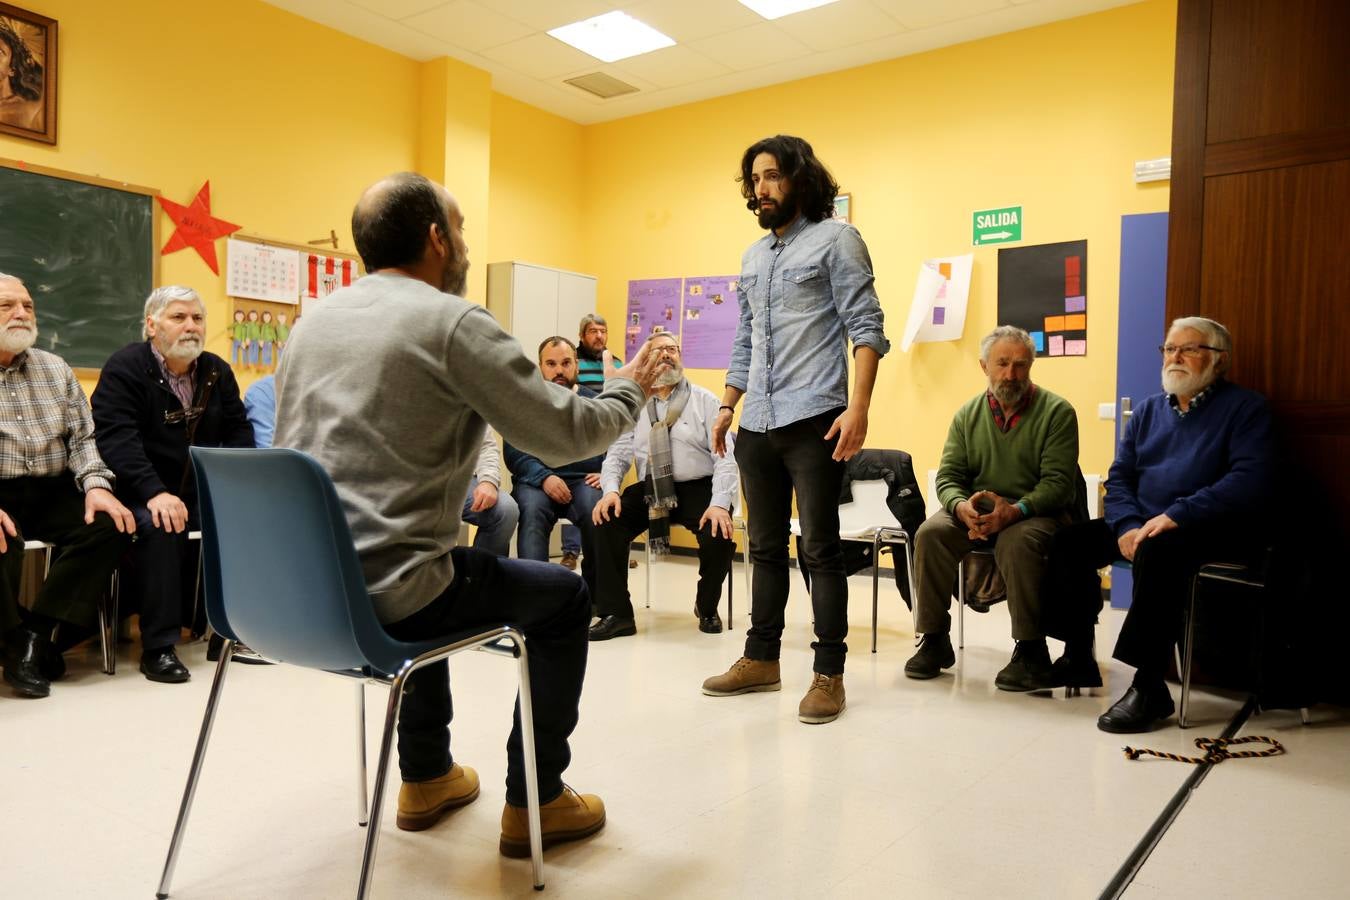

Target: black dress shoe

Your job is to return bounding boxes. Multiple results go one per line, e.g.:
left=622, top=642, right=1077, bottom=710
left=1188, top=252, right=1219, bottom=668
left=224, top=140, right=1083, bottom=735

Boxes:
left=994, top=639, right=1055, bottom=692
left=3, top=628, right=51, bottom=698
left=141, top=647, right=191, bottom=683
left=1097, top=684, right=1175, bottom=734
left=1049, top=651, right=1103, bottom=689
left=587, top=616, right=636, bottom=641
left=698, top=614, right=723, bottom=634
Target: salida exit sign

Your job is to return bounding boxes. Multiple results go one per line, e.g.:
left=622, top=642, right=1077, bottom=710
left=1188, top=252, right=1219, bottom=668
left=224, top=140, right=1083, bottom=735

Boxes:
left=973, top=206, right=1023, bottom=246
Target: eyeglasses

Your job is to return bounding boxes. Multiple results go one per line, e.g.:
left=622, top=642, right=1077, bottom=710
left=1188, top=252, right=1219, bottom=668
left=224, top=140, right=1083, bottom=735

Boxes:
left=1158, top=343, right=1223, bottom=359
left=164, top=406, right=204, bottom=425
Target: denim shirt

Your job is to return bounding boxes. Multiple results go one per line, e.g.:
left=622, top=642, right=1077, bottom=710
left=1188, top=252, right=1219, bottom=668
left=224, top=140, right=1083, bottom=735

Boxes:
left=727, top=216, right=889, bottom=432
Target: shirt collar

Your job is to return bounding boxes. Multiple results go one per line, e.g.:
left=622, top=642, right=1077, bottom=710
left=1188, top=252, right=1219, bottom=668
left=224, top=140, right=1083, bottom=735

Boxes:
left=150, top=342, right=194, bottom=377
left=1166, top=379, right=1220, bottom=416
left=769, top=214, right=810, bottom=249
left=0, top=349, right=29, bottom=373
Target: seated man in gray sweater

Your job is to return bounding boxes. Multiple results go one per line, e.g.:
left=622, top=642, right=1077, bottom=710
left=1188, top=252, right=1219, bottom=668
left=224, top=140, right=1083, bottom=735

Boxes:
left=274, top=172, right=666, bottom=858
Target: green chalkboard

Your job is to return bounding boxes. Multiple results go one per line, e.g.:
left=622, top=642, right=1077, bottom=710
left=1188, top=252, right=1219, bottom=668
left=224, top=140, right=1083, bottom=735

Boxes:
left=0, top=161, right=157, bottom=369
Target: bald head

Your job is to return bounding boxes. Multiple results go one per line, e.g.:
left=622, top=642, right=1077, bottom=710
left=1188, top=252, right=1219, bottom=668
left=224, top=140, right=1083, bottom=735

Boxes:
left=351, top=172, right=468, bottom=296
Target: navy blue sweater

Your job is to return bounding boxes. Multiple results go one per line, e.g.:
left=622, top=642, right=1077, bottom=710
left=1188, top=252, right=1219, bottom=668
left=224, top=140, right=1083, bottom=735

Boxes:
left=1104, top=379, right=1274, bottom=537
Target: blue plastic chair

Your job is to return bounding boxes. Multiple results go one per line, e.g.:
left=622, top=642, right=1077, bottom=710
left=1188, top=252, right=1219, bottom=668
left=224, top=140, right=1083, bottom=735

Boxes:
left=155, top=448, right=545, bottom=898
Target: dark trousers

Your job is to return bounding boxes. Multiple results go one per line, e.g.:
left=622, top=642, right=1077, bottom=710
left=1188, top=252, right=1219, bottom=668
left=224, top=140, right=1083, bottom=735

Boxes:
left=736, top=409, right=848, bottom=675
left=1048, top=518, right=1261, bottom=677
left=128, top=506, right=200, bottom=651
left=384, top=546, right=590, bottom=807
left=0, top=477, right=129, bottom=635
left=592, top=477, right=735, bottom=620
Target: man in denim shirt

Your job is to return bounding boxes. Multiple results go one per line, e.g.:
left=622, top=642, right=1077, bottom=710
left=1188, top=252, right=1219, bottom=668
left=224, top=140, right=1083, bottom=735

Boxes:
left=702, top=135, right=889, bottom=724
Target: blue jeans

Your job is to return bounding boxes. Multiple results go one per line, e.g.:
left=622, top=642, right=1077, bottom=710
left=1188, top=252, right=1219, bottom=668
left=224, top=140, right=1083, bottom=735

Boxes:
left=561, top=524, right=581, bottom=556
left=460, top=478, right=519, bottom=557
left=515, top=478, right=601, bottom=598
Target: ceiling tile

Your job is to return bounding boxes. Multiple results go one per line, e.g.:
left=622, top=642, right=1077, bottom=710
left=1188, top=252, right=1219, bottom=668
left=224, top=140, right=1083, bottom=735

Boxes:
left=264, top=0, right=454, bottom=60
left=772, top=0, right=906, bottom=52
left=608, top=44, right=734, bottom=89
left=687, top=22, right=813, bottom=72
left=871, top=0, right=1013, bottom=30
left=346, top=0, right=450, bottom=20
left=402, top=1, right=534, bottom=52
left=474, top=0, right=614, bottom=32
left=480, top=32, right=599, bottom=81
left=624, top=0, right=763, bottom=43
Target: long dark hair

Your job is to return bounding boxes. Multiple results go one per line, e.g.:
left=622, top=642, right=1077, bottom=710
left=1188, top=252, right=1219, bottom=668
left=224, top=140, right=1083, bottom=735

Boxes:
left=0, top=20, right=43, bottom=102
left=737, top=135, right=840, bottom=223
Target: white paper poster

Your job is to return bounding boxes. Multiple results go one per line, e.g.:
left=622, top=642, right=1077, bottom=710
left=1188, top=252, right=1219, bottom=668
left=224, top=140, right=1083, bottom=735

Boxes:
left=226, top=239, right=301, bottom=303
left=901, top=253, right=973, bottom=351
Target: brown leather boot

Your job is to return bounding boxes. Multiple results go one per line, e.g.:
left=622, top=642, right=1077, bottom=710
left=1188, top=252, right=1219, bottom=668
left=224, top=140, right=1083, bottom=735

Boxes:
left=797, top=672, right=845, bottom=724
left=396, top=763, right=480, bottom=831
left=499, top=786, right=606, bottom=858
left=701, top=656, right=781, bottom=696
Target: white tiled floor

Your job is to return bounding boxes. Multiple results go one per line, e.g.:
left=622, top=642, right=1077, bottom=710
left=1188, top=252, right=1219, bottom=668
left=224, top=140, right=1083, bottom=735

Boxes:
left=4, top=557, right=1346, bottom=899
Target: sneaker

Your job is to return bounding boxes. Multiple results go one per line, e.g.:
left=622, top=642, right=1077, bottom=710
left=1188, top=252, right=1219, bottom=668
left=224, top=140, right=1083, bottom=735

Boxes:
left=560, top=551, right=579, bottom=571
left=701, top=656, right=781, bottom=696
left=396, top=763, right=480, bottom=831
left=798, top=672, right=846, bottom=724
left=904, top=633, right=955, bottom=680
left=499, top=785, right=605, bottom=858
left=994, top=639, right=1054, bottom=692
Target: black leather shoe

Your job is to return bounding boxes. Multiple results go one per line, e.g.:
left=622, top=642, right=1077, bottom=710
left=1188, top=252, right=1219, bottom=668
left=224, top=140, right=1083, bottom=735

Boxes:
left=1097, top=684, right=1175, bottom=734
left=39, top=643, right=67, bottom=682
left=995, top=640, right=1055, bottom=692
left=587, top=616, right=636, bottom=642
left=698, top=614, right=723, bottom=634
left=140, top=647, right=191, bottom=683
left=3, top=628, right=51, bottom=698
left=904, top=633, right=956, bottom=679
left=1049, top=650, right=1103, bottom=689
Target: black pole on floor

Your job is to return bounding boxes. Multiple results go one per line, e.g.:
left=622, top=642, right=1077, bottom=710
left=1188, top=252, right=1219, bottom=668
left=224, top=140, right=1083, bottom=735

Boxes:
left=1097, top=694, right=1258, bottom=900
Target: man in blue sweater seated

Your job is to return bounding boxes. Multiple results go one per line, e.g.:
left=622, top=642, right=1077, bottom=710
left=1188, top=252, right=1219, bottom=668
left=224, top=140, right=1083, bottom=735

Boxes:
left=506, top=336, right=606, bottom=599
left=1048, top=317, right=1274, bottom=733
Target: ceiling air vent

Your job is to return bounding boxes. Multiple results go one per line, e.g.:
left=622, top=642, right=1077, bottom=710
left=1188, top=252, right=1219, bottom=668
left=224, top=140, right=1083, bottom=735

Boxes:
left=564, top=72, right=639, bottom=99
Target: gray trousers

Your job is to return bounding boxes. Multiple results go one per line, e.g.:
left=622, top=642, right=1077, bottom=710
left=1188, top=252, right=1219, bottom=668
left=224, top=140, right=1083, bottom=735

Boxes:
left=912, top=510, right=1059, bottom=641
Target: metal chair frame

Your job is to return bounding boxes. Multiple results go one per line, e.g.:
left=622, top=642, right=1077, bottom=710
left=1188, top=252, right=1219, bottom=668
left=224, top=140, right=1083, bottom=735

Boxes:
left=643, top=499, right=748, bottom=629
left=22, top=539, right=119, bottom=675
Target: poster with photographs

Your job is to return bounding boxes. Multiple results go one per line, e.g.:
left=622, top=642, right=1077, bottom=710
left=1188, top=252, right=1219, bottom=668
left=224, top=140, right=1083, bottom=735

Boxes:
left=679, top=275, right=740, bottom=368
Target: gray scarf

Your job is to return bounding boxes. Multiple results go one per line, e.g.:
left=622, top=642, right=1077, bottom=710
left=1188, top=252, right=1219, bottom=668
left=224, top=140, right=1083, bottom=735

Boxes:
left=643, top=378, right=690, bottom=555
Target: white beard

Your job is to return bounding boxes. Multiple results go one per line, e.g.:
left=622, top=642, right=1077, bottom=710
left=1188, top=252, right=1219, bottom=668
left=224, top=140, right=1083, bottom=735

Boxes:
left=163, top=336, right=204, bottom=364
left=654, top=365, right=683, bottom=388
left=0, top=324, right=37, bottom=355
left=1161, top=363, right=1214, bottom=397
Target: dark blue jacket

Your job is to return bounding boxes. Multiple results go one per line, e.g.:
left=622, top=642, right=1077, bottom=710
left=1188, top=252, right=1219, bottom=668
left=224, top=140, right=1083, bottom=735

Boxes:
left=504, top=384, right=605, bottom=487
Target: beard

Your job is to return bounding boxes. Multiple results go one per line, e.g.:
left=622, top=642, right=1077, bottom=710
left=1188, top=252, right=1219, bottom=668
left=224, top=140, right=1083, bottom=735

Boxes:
left=992, top=377, right=1030, bottom=408
left=550, top=374, right=575, bottom=388
left=163, top=335, right=203, bottom=363
left=441, top=257, right=469, bottom=297
left=0, top=323, right=37, bottom=355
left=1162, top=362, right=1215, bottom=397
left=756, top=193, right=798, bottom=230
left=654, top=364, right=683, bottom=388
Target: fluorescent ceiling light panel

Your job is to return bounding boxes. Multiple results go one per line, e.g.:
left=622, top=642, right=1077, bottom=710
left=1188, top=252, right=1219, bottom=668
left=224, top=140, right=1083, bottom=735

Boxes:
left=548, top=11, right=675, bottom=63
left=737, top=0, right=841, bottom=20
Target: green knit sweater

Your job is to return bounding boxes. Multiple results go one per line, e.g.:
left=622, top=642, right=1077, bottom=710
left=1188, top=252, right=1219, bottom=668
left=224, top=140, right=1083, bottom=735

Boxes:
left=935, top=387, right=1079, bottom=518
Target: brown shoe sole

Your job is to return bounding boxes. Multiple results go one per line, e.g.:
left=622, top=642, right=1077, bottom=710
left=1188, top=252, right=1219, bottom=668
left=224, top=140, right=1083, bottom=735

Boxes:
left=395, top=783, right=481, bottom=831
left=499, top=811, right=606, bottom=858
left=798, top=700, right=845, bottom=724
left=701, top=680, right=781, bottom=697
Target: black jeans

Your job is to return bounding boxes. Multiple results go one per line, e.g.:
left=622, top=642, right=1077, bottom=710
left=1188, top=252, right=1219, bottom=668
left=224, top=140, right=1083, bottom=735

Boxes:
left=128, top=505, right=201, bottom=651
left=0, top=477, right=130, bottom=636
left=1048, top=518, right=1262, bottom=677
left=592, top=477, right=736, bottom=620
left=383, top=546, right=590, bottom=807
left=735, top=409, right=848, bottom=675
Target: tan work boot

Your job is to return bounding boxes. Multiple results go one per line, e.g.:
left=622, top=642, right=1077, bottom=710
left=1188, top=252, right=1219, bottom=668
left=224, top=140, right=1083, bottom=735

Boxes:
left=396, top=763, right=480, bottom=831
left=499, top=785, right=606, bottom=858
left=797, top=672, right=845, bottom=724
left=701, top=656, right=781, bottom=696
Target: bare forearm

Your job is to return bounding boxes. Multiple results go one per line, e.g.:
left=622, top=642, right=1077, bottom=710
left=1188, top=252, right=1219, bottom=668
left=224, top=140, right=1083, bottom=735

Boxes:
left=849, top=346, right=880, bottom=411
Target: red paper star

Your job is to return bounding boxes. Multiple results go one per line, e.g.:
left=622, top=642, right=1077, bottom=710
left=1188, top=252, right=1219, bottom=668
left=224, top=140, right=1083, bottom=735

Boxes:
left=157, top=181, right=241, bottom=275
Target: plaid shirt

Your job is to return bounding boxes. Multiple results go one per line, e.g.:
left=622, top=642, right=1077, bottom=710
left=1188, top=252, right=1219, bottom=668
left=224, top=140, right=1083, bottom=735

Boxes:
left=1167, top=381, right=1217, bottom=418
left=0, top=348, right=114, bottom=492
left=987, top=384, right=1037, bottom=433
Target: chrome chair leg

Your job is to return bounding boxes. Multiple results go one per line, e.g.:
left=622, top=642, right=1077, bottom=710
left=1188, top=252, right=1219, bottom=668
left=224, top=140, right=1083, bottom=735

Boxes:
left=956, top=559, right=966, bottom=650
left=510, top=631, right=546, bottom=890
left=870, top=532, right=882, bottom=654
left=356, top=681, right=369, bottom=827
left=357, top=665, right=409, bottom=900
left=1178, top=574, right=1200, bottom=728
left=156, top=641, right=236, bottom=899
left=96, top=591, right=111, bottom=675
left=107, top=570, right=119, bottom=675
left=644, top=541, right=652, bottom=609
left=1300, top=707, right=1311, bottom=725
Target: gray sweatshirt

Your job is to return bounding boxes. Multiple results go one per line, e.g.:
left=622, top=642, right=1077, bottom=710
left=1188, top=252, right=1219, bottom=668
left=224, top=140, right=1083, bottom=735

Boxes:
left=274, top=272, right=643, bottom=623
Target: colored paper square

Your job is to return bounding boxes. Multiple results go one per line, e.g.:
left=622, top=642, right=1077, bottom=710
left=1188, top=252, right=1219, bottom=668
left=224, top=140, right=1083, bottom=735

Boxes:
left=1065, top=339, right=1087, bottom=356
left=1065, top=276, right=1081, bottom=296
left=1065, top=296, right=1086, bottom=312
left=1030, top=330, right=1045, bottom=352
left=1063, top=314, right=1087, bottom=330
left=1065, top=256, right=1081, bottom=277
left=932, top=306, right=946, bottom=325
left=1048, top=335, right=1065, bottom=356
left=938, top=262, right=952, bottom=280
left=1044, top=315, right=1066, bottom=332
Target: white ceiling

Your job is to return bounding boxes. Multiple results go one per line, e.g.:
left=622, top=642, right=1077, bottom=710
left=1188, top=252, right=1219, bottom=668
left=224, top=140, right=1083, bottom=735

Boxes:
left=261, top=0, right=1141, bottom=124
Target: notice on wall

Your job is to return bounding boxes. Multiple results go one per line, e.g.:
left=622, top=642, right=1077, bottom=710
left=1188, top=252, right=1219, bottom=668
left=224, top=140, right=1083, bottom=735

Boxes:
left=997, top=240, right=1088, bottom=357
left=226, top=239, right=301, bottom=303
left=900, top=254, right=973, bottom=351
left=624, top=278, right=683, bottom=360
left=679, top=275, right=740, bottom=368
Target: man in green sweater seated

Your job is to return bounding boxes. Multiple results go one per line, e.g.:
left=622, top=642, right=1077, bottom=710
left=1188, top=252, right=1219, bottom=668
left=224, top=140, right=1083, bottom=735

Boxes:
left=905, top=325, right=1080, bottom=691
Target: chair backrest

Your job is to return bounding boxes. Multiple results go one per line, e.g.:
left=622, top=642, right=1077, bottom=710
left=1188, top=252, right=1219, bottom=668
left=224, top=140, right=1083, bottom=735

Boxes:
left=191, top=447, right=406, bottom=673
left=836, top=479, right=899, bottom=536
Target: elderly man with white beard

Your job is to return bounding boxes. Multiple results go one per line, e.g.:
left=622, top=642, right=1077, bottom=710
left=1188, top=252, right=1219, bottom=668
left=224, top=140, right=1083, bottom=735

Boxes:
left=0, top=274, right=135, bottom=698
left=1046, top=317, right=1274, bottom=733
left=92, top=286, right=254, bottom=683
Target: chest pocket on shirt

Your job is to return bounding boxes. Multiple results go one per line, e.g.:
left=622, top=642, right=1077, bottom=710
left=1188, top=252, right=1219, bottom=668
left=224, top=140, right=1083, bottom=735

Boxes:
left=780, top=265, right=827, bottom=312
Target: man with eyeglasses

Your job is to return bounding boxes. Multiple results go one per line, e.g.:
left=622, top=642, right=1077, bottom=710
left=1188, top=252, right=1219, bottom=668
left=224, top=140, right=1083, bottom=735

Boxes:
left=1044, top=316, right=1274, bottom=733
left=92, top=286, right=254, bottom=684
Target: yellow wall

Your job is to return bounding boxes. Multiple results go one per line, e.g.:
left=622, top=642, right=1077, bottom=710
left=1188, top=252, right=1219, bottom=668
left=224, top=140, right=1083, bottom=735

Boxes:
left=581, top=0, right=1176, bottom=483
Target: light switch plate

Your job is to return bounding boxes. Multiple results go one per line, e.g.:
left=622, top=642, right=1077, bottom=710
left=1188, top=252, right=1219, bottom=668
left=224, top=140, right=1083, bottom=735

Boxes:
left=1098, top=402, right=1115, bottom=420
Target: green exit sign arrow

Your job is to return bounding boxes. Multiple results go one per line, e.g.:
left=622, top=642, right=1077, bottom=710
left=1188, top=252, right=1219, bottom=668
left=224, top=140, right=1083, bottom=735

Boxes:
left=973, top=206, right=1022, bottom=246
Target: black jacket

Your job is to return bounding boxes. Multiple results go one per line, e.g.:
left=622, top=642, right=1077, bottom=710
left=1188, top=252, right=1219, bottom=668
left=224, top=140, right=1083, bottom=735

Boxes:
left=91, top=342, right=254, bottom=508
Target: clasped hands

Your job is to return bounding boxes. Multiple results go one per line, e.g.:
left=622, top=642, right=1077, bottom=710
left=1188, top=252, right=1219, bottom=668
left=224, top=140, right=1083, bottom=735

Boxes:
left=955, top=491, right=1021, bottom=540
